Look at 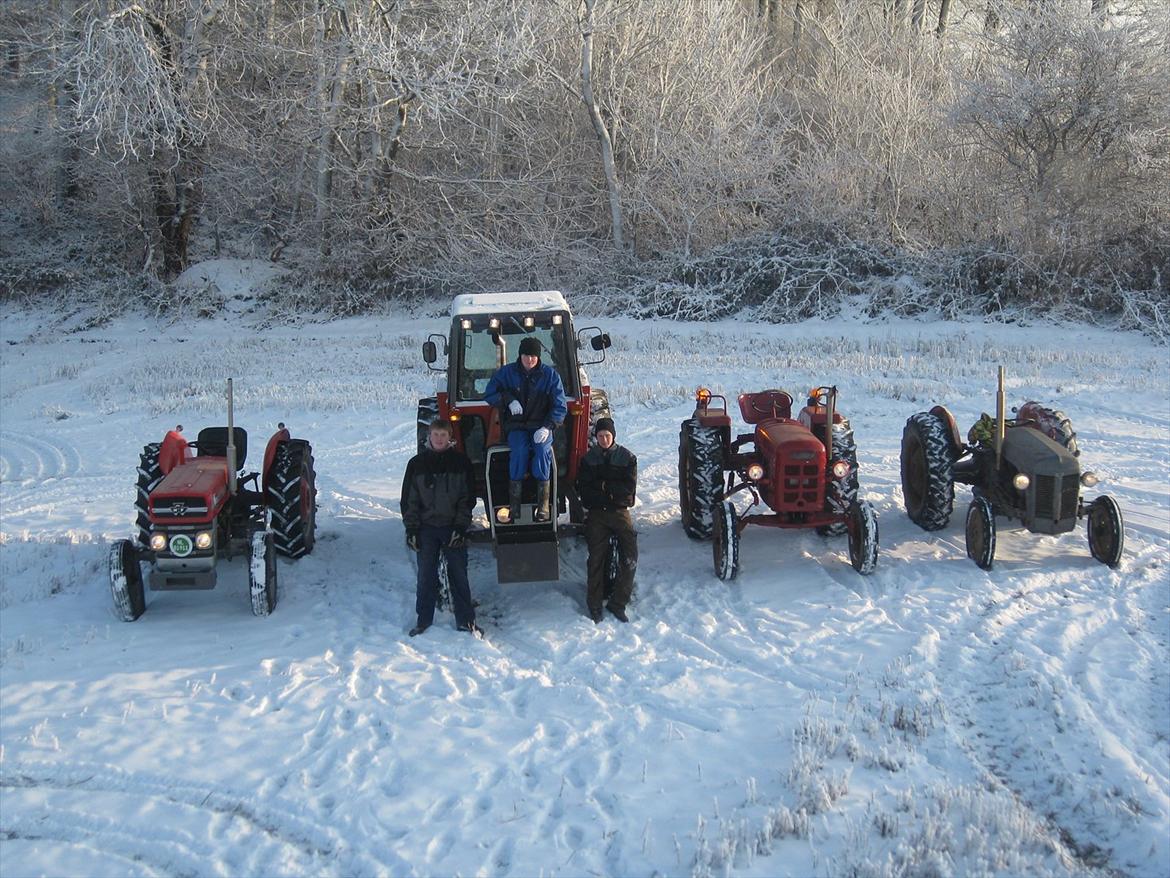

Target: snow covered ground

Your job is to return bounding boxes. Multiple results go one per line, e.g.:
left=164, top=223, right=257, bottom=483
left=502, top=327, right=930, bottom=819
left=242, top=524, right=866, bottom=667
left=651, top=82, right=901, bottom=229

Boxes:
left=1, top=270, right=1168, bottom=877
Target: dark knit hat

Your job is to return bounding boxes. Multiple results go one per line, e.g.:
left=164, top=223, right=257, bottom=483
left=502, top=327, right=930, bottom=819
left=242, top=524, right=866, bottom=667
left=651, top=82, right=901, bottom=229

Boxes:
left=519, top=336, right=541, bottom=357
left=594, top=416, right=616, bottom=437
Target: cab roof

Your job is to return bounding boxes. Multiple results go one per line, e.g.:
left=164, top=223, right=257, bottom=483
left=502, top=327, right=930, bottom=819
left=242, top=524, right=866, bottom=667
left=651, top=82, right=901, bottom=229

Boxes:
left=450, top=291, right=569, bottom=317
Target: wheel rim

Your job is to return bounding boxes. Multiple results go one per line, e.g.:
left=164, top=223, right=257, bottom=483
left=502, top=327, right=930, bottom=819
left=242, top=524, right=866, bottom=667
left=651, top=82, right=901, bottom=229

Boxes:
left=1089, top=501, right=1120, bottom=563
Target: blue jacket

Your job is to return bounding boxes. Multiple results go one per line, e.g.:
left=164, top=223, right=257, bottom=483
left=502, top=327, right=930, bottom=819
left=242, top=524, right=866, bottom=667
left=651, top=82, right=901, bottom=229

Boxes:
left=485, top=358, right=568, bottom=433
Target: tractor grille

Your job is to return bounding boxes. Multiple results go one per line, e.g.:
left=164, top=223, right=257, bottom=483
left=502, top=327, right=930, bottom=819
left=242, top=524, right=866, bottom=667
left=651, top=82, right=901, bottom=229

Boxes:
left=780, top=463, right=820, bottom=507
left=151, top=496, right=209, bottom=519
left=1061, top=479, right=1080, bottom=520
left=1034, top=475, right=1056, bottom=519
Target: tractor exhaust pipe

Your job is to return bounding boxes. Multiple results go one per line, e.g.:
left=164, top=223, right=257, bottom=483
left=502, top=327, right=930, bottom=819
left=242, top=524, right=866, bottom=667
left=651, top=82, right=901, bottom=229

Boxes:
left=226, top=378, right=237, bottom=496
left=995, top=366, right=1005, bottom=470
left=825, top=386, right=837, bottom=458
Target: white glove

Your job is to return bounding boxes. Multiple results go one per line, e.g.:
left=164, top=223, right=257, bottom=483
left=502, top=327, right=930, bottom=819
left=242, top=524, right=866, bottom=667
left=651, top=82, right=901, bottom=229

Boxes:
left=533, top=427, right=551, bottom=444
left=508, top=400, right=523, bottom=416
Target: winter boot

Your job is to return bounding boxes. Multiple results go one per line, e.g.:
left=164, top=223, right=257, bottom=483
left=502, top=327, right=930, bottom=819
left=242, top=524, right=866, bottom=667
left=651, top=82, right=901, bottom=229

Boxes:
left=508, top=480, right=523, bottom=521
left=534, top=480, right=551, bottom=522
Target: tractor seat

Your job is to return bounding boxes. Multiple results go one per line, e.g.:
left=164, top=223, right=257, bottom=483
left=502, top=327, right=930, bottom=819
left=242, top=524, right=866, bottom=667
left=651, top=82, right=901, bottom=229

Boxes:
left=197, top=426, right=248, bottom=468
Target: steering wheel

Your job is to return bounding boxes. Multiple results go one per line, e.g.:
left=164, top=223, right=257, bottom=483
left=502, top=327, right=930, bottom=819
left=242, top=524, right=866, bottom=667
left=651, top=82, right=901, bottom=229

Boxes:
left=750, top=389, right=790, bottom=417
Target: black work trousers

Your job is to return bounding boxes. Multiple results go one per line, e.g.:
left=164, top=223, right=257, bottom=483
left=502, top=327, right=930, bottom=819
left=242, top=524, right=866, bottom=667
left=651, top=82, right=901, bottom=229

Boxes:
left=585, top=508, right=638, bottom=613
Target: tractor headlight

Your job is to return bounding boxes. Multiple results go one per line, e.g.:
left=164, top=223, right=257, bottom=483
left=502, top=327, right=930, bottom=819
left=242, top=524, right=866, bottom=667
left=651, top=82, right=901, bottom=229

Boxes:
left=1012, top=473, right=1030, bottom=491
left=746, top=463, right=765, bottom=481
left=195, top=531, right=213, bottom=550
left=149, top=533, right=167, bottom=552
left=495, top=507, right=511, bottom=524
left=1080, top=471, right=1099, bottom=487
left=831, top=460, right=851, bottom=480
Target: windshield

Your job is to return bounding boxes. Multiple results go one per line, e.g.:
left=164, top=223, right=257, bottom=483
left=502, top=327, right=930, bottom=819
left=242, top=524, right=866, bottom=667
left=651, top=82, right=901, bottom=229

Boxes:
left=453, top=316, right=575, bottom=401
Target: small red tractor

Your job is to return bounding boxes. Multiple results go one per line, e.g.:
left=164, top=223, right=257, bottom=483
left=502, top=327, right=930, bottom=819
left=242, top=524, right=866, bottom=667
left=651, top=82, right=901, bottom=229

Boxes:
left=678, top=386, right=878, bottom=579
left=420, top=291, right=613, bottom=583
left=108, top=379, right=317, bottom=619
left=900, top=366, right=1123, bottom=569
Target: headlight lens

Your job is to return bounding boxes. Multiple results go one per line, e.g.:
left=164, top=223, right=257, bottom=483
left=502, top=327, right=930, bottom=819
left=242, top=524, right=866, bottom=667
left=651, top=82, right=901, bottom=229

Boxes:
left=1012, top=473, right=1030, bottom=491
left=1080, top=471, right=1099, bottom=487
left=195, top=531, right=213, bottom=550
left=831, top=460, right=850, bottom=480
left=149, top=533, right=167, bottom=551
left=496, top=507, right=511, bottom=523
left=746, top=463, right=765, bottom=481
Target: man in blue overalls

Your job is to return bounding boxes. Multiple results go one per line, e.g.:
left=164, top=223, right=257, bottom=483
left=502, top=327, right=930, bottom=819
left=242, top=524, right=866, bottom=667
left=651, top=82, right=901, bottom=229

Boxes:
left=485, top=336, right=567, bottom=522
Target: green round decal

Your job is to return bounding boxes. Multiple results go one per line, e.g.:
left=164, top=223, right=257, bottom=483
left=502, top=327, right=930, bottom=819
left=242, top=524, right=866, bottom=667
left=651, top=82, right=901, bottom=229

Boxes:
left=170, top=534, right=194, bottom=557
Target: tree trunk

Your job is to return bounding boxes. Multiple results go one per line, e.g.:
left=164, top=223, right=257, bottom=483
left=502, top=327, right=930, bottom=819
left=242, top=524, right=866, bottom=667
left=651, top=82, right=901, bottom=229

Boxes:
left=937, top=0, right=952, bottom=37
left=910, top=0, right=926, bottom=32
left=579, top=0, right=626, bottom=252
left=793, top=0, right=804, bottom=47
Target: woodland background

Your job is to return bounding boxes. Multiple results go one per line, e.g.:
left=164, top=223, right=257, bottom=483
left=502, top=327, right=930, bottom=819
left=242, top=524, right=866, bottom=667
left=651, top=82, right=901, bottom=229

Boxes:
left=0, top=0, right=1167, bottom=332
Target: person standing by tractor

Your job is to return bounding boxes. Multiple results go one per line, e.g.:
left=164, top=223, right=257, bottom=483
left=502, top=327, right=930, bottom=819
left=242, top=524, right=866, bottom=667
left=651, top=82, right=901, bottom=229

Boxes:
left=400, top=418, right=481, bottom=637
left=575, top=417, right=638, bottom=623
left=484, top=336, right=568, bottom=523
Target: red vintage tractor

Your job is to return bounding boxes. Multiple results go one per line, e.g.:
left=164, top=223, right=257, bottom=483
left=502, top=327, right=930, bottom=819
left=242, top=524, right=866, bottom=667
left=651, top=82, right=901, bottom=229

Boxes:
left=678, top=386, right=878, bottom=579
left=108, top=379, right=317, bottom=620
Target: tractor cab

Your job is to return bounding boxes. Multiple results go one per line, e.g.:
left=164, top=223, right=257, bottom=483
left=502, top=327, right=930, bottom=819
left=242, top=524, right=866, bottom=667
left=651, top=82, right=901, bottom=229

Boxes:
left=419, top=291, right=612, bottom=583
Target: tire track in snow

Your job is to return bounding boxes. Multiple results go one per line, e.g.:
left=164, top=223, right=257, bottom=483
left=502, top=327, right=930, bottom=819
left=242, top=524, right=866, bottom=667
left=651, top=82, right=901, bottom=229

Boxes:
left=0, top=431, right=83, bottom=485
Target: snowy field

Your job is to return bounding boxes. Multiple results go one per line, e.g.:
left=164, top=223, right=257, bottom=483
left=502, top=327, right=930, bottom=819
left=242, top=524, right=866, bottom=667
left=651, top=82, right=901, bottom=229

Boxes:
left=2, top=269, right=1168, bottom=877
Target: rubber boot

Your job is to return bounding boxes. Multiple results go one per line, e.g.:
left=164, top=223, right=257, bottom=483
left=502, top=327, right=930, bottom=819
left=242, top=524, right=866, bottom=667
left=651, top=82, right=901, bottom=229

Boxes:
left=508, top=480, right=523, bottom=521
left=534, top=480, right=551, bottom=522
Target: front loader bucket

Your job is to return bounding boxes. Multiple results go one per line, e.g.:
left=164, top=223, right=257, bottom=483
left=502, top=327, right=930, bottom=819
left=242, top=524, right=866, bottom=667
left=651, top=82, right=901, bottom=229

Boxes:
left=486, top=445, right=560, bottom=583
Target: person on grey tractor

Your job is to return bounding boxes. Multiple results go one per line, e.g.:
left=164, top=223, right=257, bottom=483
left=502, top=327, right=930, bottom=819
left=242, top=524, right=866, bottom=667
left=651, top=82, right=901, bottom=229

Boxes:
left=574, top=417, right=638, bottom=623
left=400, top=417, right=481, bottom=637
left=484, top=335, right=568, bottom=523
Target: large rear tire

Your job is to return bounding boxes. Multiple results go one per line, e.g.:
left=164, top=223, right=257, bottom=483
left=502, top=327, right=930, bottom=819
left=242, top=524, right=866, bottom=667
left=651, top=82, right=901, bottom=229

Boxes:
left=847, top=501, right=879, bottom=575
left=436, top=552, right=452, bottom=611
left=818, top=421, right=859, bottom=537
left=268, top=440, right=317, bottom=558
left=1087, top=495, right=1123, bottom=568
left=1017, top=402, right=1079, bottom=457
left=901, top=412, right=956, bottom=531
left=679, top=419, right=724, bottom=540
left=109, top=539, right=146, bottom=621
left=965, top=496, right=996, bottom=570
left=134, top=443, right=163, bottom=548
left=250, top=530, right=278, bottom=616
left=712, top=500, right=740, bottom=581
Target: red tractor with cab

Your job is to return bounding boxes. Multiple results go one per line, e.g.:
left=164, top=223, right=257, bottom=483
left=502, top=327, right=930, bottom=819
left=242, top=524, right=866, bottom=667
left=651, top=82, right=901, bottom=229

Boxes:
left=678, top=385, right=878, bottom=580
left=420, top=291, right=613, bottom=584
left=109, top=379, right=317, bottom=620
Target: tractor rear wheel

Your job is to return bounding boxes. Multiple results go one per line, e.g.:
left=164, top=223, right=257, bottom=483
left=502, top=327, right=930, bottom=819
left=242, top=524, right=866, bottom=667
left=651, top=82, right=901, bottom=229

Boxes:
left=847, top=501, right=879, bottom=575
left=712, top=500, right=740, bottom=581
left=268, top=440, right=317, bottom=558
left=108, top=539, right=146, bottom=621
left=249, top=530, right=278, bottom=616
left=417, top=398, right=439, bottom=453
left=901, top=412, right=956, bottom=531
left=965, top=496, right=996, bottom=570
left=1018, top=402, right=1079, bottom=457
left=1087, top=495, right=1124, bottom=568
left=134, top=443, right=163, bottom=548
left=603, top=534, right=620, bottom=601
left=679, top=419, right=724, bottom=540
left=818, top=421, right=859, bottom=537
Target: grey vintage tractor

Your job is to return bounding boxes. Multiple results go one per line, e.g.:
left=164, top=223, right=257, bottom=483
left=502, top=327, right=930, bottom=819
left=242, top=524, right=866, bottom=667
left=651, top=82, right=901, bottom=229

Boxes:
left=900, top=367, right=1123, bottom=569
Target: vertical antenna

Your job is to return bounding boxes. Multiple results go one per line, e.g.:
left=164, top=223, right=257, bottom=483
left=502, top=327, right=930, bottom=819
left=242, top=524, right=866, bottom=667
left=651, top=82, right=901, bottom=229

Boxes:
left=995, top=366, right=1005, bottom=470
left=226, top=378, right=237, bottom=496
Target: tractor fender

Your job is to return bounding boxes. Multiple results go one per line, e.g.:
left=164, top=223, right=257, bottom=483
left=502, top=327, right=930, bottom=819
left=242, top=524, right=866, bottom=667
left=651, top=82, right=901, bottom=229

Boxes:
left=929, top=405, right=964, bottom=456
left=261, top=427, right=292, bottom=495
left=158, top=430, right=190, bottom=475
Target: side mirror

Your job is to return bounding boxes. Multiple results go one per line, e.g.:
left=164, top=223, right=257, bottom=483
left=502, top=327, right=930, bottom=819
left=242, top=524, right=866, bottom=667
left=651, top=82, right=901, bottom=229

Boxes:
left=422, top=341, right=437, bottom=364
left=590, top=333, right=611, bottom=352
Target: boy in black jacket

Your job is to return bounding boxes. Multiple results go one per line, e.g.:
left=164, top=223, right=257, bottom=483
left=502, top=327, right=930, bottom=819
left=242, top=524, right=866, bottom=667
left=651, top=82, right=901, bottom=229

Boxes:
left=400, top=418, right=481, bottom=636
left=575, top=417, right=638, bottom=623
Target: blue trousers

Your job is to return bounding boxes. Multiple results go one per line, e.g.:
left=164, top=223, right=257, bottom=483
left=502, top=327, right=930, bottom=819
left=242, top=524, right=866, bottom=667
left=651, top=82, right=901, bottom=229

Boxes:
left=415, top=524, right=474, bottom=628
left=507, top=428, right=553, bottom=481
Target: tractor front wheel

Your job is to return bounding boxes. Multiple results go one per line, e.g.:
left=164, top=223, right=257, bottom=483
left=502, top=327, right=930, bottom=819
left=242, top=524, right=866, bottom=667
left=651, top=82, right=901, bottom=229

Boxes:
left=901, top=412, right=956, bottom=531
left=109, top=539, right=146, bottom=621
left=249, top=530, right=278, bottom=616
left=846, top=501, right=879, bottom=574
left=965, top=496, right=996, bottom=570
left=712, top=500, right=740, bottom=581
left=268, top=440, right=317, bottom=558
left=679, top=419, right=724, bottom=540
left=1087, top=495, right=1124, bottom=568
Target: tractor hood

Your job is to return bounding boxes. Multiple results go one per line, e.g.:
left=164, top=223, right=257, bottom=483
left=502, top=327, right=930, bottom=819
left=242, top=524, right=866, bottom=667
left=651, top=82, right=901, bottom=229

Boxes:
left=1002, top=426, right=1080, bottom=478
left=1002, top=426, right=1080, bottom=535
